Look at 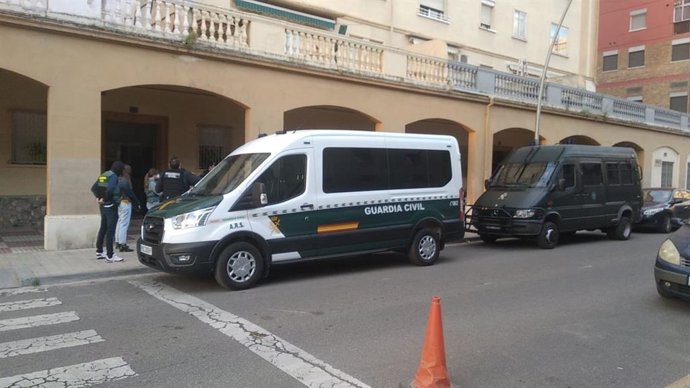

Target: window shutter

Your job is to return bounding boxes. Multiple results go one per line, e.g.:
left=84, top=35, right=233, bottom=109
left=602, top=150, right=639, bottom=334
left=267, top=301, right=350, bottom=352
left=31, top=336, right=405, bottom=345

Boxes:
left=420, top=0, right=444, bottom=11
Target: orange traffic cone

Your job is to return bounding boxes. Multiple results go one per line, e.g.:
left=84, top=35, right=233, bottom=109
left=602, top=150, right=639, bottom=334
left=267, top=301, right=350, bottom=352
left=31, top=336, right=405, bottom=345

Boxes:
left=413, top=296, right=451, bottom=388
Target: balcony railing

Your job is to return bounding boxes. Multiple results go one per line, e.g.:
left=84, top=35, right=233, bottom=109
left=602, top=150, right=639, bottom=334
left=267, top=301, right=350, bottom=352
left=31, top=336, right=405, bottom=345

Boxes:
left=1, top=0, right=689, bottom=133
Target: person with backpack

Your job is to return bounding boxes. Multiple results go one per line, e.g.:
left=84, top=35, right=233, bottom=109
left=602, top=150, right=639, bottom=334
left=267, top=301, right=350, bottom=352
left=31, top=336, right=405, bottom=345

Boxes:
left=90, top=160, right=126, bottom=263
left=156, top=156, right=200, bottom=201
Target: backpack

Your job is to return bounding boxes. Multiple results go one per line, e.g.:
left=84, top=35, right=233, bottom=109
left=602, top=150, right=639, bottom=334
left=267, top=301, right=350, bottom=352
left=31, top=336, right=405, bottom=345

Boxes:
left=94, top=170, right=121, bottom=203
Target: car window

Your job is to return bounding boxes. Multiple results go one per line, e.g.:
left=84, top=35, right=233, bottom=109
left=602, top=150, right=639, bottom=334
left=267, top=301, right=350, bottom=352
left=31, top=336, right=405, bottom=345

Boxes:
left=582, top=162, right=603, bottom=186
left=560, top=164, right=576, bottom=189
left=606, top=163, right=620, bottom=185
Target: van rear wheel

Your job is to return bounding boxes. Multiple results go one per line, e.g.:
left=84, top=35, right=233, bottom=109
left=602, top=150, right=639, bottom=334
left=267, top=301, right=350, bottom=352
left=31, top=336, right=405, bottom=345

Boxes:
left=537, top=222, right=559, bottom=249
left=607, top=216, right=632, bottom=240
left=408, top=228, right=440, bottom=266
left=214, top=242, right=264, bottom=290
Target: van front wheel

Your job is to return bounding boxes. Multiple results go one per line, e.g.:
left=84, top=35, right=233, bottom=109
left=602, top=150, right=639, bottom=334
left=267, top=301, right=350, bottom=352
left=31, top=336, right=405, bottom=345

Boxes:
left=608, top=216, right=632, bottom=240
left=215, top=242, right=264, bottom=290
left=537, top=222, right=559, bottom=249
left=409, top=229, right=440, bottom=266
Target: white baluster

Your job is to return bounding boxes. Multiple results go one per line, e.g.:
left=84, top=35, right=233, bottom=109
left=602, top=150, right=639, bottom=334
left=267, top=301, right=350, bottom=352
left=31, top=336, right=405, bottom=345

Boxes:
left=134, top=1, right=143, bottom=28
left=181, top=5, right=190, bottom=36
left=152, top=0, right=162, bottom=32
left=199, top=10, right=209, bottom=41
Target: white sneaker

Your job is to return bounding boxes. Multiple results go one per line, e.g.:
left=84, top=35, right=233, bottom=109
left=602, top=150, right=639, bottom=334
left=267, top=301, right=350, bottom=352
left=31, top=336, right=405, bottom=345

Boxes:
left=96, top=252, right=106, bottom=260
left=105, top=254, right=124, bottom=263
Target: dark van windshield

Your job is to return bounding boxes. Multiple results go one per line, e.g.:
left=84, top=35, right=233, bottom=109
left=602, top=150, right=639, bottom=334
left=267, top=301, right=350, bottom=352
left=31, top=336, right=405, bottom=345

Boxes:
left=190, top=153, right=269, bottom=196
left=491, top=162, right=557, bottom=188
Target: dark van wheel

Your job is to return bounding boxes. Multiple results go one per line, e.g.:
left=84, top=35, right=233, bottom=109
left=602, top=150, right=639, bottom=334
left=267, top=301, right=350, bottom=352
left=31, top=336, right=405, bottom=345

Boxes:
left=607, top=216, right=632, bottom=240
left=537, top=222, right=559, bottom=249
left=215, top=242, right=264, bottom=290
left=409, top=229, right=440, bottom=266
left=479, top=234, right=497, bottom=244
left=658, top=214, right=672, bottom=233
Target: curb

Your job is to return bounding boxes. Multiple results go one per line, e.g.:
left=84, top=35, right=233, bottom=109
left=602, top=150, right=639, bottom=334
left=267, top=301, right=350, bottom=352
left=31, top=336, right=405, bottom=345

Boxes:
left=18, top=267, right=155, bottom=287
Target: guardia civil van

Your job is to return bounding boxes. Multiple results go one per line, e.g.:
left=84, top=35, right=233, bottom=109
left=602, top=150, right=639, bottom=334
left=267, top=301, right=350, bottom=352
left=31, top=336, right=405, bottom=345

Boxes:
left=137, top=130, right=465, bottom=290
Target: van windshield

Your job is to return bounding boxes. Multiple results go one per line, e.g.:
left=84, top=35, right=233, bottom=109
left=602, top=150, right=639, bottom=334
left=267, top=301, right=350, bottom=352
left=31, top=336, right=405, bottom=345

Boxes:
left=491, top=162, right=557, bottom=188
left=189, top=153, right=270, bottom=196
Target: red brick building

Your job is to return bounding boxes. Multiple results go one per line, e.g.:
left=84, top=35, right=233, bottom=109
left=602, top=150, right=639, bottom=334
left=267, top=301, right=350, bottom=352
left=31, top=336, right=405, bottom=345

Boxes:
left=597, top=0, right=690, bottom=113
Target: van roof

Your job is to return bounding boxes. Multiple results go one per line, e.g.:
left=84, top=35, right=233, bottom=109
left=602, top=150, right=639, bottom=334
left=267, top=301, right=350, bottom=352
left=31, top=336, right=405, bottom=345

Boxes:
left=507, top=144, right=637, bottom=163
left=231, top=129, right=458, bottom=155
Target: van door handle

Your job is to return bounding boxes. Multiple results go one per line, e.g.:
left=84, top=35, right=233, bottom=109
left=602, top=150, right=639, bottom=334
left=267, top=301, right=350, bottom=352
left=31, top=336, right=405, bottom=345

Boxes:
left=301, top=203, right=314, bottom=210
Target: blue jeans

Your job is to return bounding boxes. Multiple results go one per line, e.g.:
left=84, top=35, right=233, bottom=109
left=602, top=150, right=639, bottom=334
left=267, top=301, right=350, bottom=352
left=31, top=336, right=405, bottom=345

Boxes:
left=96, top=204, right=119, bottom=257
left=115, top=201, right=132, bottom=245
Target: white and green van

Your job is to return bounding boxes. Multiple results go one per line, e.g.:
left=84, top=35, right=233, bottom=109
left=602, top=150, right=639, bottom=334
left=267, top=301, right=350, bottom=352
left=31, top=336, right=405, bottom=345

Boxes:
left=137, top=130, right=465, bottom=289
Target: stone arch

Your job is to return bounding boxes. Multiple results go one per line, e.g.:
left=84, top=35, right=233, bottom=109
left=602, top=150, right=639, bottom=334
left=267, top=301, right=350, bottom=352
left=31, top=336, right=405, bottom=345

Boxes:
left=559, top=135, right=600, bottom=145
left=405, top=118, right=471, bottom=189
left=284, top=105, right=379, bottom=131
left=102, top=84, right=247, bottom=198
left=0, top=68, right=49, bottom=229
left=651, top=146, right=680, bottom=188
left=493, top=128, right=544, bottom=172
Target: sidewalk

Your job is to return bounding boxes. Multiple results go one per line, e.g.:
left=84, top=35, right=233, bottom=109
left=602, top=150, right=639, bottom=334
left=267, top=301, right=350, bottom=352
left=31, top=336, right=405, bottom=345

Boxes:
left=0, top=248, right=153, bottom=289
left=0, top=232, right=481, bottom=289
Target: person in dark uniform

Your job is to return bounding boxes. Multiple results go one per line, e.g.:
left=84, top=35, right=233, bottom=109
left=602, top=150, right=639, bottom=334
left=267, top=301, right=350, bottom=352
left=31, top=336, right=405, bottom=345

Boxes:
left=91, top=160, right=125, bottom=262
left=156, top=156, right=200, bottom=201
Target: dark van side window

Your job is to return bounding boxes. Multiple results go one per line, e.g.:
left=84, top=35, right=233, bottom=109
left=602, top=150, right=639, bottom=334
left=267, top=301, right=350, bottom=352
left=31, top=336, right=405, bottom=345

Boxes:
left=323, top=148, right=451, bottom=193
left=561, top=164, right=576, bottom=188
left=582, top=162, right=603, bottom=186
left=620, top=163, right=634, bottom=185
left=606, top=163, right=620, bottom=185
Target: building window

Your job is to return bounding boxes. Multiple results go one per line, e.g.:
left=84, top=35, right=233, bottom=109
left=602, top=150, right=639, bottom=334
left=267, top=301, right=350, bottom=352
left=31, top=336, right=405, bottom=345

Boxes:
left=603, top=51, right=618, bottom=71
left=627, top=96, right=643, bottom=103
left=198, top=126, right=227, bottom=169
left=670, top=93, right=689, bottom=113
left=513, top=10, right=526, bottom=40
left=12, top=111, right=47, bottom=165
left=419, top=0, right=448, bottom=22
left=675, top=0, right=690, bottom=22
left=672, top=39, right=690, bottom=61
left=630, top=9, right=647, bottom=31
left=662, top=161, right=674, bottom=187
left=628, top=46, right=645, bottom=68
left=480, top=0, right=494, bottom=30
left=550, top=23, right=569, bottom=56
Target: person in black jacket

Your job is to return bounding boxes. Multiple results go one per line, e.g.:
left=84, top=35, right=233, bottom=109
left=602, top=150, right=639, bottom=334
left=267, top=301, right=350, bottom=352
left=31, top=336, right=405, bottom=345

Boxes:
left=156, top=156, right=200, bottom=201
left=90, top=161, right=125, bottom=262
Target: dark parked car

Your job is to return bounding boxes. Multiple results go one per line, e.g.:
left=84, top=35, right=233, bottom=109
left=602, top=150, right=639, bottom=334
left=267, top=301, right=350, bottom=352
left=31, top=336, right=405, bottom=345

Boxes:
left=654, top=223, right=690, bottom=299
left=637, top=188, right=690, bottom=233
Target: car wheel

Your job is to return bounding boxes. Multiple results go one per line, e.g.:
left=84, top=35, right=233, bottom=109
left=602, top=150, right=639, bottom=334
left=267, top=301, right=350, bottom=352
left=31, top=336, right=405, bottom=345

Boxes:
left=479, top=233, right=497, bottom=244
left=408, top=228, right=440, bottom=266
left=214, top=242, right=264, bottom=290
left=608, top=216, right=632, bottom=240
left=656, top=282, right=676, bottom=299
left=658, top=214, right=672, bottom=234
left=537, top=221, right=559, bottom=249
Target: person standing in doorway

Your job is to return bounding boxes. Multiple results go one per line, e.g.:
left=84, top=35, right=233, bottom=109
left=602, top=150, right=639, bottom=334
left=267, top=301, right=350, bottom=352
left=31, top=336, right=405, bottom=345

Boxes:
left=144, top=167, right=161, bottom=211
left=114, top=164, right=141, bottom=253
left=156, top=156, right=200, bottom=201
left=91, top=160, right=125, bottom=262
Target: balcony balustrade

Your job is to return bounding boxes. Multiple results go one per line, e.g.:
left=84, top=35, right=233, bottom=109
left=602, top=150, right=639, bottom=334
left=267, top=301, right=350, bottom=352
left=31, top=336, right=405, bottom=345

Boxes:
left=1, top=0, right=688, bottom=132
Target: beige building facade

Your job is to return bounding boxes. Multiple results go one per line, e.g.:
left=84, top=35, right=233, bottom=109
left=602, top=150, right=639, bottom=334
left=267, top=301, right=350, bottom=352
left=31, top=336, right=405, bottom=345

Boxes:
left=2, top=0, right=690, bottom=250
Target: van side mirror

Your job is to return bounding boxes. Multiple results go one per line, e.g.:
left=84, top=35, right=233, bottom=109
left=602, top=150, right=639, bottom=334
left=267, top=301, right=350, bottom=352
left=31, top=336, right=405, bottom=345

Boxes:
left=557, top=178, right=566, bottom=191
left=484, top=179, right=491, bottom=190
left=252, top=182, right=268, bottom=207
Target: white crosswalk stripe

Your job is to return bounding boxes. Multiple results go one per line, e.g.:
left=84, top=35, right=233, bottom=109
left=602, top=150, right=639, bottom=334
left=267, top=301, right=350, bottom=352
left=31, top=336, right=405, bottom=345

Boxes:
left=0, top=356, right=137, bottom=386
left=0, top=289, right=138, bottom=385
left=0, top=297, right=61, bottom=312
left=0, top=329, right=105, bottom=358
left=0, top=311, right=79, bottom=332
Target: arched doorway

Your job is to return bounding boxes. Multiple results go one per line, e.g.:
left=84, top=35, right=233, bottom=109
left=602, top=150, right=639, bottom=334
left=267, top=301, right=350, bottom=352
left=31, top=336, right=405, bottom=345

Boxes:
left=493, top=128, right=543, bottom=173
left=405, top=119, right=470, bottom=186
left=284, top=105, right=378, bottom=131
left=559, top=135, right=599, bottom=145
left=613, top=141, right=644, bottom=179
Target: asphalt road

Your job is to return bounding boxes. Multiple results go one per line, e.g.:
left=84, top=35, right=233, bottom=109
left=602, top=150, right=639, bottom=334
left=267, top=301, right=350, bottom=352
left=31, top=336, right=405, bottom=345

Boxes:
left=1, top=230, right=688, bottom=387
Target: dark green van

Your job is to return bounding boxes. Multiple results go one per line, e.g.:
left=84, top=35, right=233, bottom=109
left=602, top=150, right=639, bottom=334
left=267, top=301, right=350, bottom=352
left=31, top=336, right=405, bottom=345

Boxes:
left=468, top=145, right=643, bottom=249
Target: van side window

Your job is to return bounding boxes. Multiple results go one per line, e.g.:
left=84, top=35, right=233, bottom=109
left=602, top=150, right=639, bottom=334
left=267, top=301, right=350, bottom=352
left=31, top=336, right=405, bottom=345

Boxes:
left=620, top=163, right=634, bottom=185
left=323, top=148, right=388, bottom=193
left=389, top=149, right=452, bottom=189
left=606, top=163, right=620, bottom=185
left=561, top=164, right=576, bottom=188
left=582, top=162, right=603, bottom=186
left=256, top=154, right=306, bottom=205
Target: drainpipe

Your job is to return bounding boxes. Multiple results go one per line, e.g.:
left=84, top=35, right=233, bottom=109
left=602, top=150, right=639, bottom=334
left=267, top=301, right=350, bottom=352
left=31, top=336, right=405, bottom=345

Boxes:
left=484, top=96, right=495, bottom=189
left=535, top=0, right=573, bottom=144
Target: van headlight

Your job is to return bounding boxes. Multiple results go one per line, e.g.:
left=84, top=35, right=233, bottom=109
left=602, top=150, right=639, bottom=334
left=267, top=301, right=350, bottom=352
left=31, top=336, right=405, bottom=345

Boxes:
left=513, top=209, right=536, bottom=219
left=171, top=207, right=215, bottom=230
left=658, top=239, right=681, bottom=265
left=643, top=208, right=664, bottom=217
